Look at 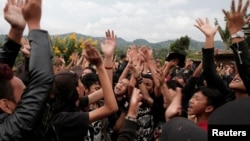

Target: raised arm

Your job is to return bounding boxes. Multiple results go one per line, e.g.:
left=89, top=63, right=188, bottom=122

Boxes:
left=223, top=0, right=250, bottom=95
left=100, top=29, right=117, bottom=82
left=117, top=88, right=143, bottom=141
left=194, top=17, right=233, bottom=101
left=0, top=0, right=26, bottom=68
left=83, top=42, right=118, bottom=123
left=0, top=0, right=54, bottom=140
left=128, top=63, right=154, bottom=106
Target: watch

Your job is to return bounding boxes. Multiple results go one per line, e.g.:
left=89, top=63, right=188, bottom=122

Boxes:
left=231, top=30, right=245, bottom=39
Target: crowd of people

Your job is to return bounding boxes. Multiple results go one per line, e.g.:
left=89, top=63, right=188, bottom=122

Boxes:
left=0, top=0, right=250, bottom=141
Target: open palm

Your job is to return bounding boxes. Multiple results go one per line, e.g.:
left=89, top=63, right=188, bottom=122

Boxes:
left=4, top=1, right=26, bottom=29
left=100, top=30, right=117, bottom=58
left=194, top=18, right=218, bottom=37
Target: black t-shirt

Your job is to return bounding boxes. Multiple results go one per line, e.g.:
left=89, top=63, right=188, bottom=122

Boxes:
left=52, top=111, right=89, bottom=141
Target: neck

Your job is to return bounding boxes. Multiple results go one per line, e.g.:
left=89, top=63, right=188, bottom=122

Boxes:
left=234, top=91, right=248, bottom=100
left=116, top=95, right=125, bottom=101
left=196, top=114, right=209, bottom=123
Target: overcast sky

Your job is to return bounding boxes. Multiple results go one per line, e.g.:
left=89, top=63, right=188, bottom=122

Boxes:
left=0, top=0, right=244, bottom=43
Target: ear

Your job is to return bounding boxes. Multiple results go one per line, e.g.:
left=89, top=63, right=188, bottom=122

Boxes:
left=0, top=99, right=13, bottom=114
left=205, top=105, right=214, bottom=113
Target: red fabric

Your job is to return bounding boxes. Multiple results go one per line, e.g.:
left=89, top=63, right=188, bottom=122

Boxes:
left=197, top=121, right=208, bottom=131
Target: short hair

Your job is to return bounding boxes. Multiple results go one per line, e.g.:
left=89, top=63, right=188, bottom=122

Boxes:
left=83, top=67, right=96, bottom=74
left=0, top=63, right=15, bottom=102
left=194, top=86, right=223, bottom=109
left=80, top=72, right=100, bottom=90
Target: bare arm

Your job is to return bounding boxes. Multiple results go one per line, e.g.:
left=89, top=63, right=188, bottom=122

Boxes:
left=100, top=30, right=117, bottom=82
left=83, top=43, right=118, bottom=123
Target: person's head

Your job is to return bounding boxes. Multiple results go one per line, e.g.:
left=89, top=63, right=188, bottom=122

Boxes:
left=228, top=73, right=247, bottom=93
left=188, top=86, right=223, bottom=117
left=81, top=67, right=96, bottom=77
left=142, top=73, right=154, bottom=92
left=172, top=73, right=187, bottom=87
left=155, top=59, right=162, bottom=68
left=0, top=64, right=26, bottom=114
left=52, top=70, right=81, bottom=113
left=80, top=72, right=100, bottom=96
left=165, top=52, right=186, bottom=68
left=120, top=54, right=126, bottom=62
left=71, top=65, right=83, bottom=78
left=114, top=78, right=129, bottom=96
left=54, top=56, right=63, bottom=67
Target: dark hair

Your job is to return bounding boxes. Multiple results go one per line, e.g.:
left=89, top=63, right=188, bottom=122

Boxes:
left=120, top=54, right=126, bottom=60
left=142, top=73, right=153, bottom=80
left=71, top=65, right=83, bottom=78
left=0, top=64, right=15, bottom=102
left=80, top=72, right=100, bottom=90
left=52, top=70, right=79, bottom=114
left=194, top=86, right=223, bottom=109
left=166, top=79, right=183, bottom=90
left=83, top=67, right=96, bottom=74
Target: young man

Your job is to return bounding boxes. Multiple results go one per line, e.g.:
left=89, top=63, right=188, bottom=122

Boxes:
left=208, top=0, right=250, bottom=126
left=187, top=86, right=223, bottom=131
left=0, top=0, right=54, bottom=140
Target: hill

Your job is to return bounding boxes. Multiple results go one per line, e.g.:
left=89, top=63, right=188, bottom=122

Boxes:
left=0, top=33, right=225, bottom=50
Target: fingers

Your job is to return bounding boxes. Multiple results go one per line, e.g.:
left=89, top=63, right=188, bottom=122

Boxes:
left=84, top=42, right=102, bottom=64
left=112, top=30, right=117, bottom=41
left=205, top=17, right=210, bottom=24
left=9, top=0, right=14, bottom=5
left=237, top=0, right=242, bottom=12
left=24, top=0, right=29, bottom=5
left=231, top=0, right=236, bottom=13
left=21, top=47, right=30, bottom=57
left=105, top=29, right=116, bottom=40
left=106, top=30, right=111, bottom=40
left=242, top=0, right=250, bottom=14
left=194, top=18, right=204, bottom=29
left=16, top=0, right=24, bottom=7
left=222, top=9, right=230, bottom=21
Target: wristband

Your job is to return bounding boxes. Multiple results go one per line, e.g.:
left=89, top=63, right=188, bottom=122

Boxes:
left=105, top=66, right=113, bottom=69
left=125, top=116, right=137, bottom=122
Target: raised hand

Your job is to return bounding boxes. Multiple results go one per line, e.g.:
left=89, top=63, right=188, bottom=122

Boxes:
left=140, top=46, right=154, bottom=62
left=100, top=30, right=117, bottom=58
left=21, top=38, right=30, bottom=58
left=194, top=17, right=218, bottom=38
left=22, top=0, right=42, bottom=30
left=127, top=88, right=143, bottom=118
left=223, top=0, right=250, bottom=34
left=83, top=42, right=103, bottom=67
left=4, top=0, right=26, bottom=30
left=127, top=63, right=143, bottom=79
left=165, top=87, right=182, bottom=121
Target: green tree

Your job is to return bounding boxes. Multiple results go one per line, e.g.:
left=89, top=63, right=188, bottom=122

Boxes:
left=214, top=18, right=231, bottom=50
left=154, top=48, right=169, bottom=60
left=169, top=35, right=190, bottom=56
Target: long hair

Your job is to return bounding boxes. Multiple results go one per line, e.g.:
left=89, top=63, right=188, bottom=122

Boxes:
left=52, top=70, right=79, bottom=114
